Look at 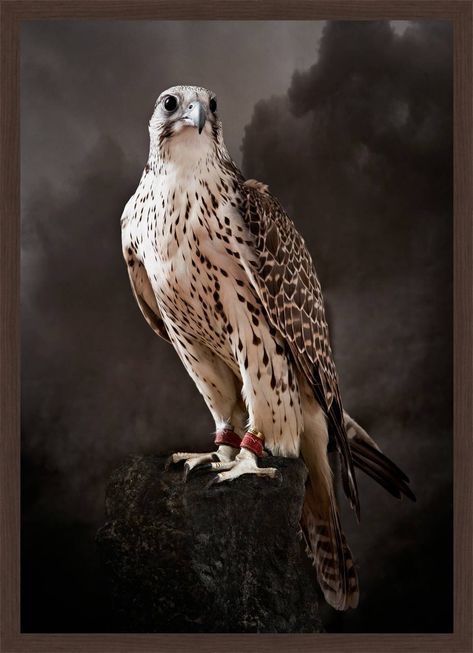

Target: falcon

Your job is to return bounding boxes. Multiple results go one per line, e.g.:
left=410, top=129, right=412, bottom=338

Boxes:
left=121, top=85, right=415, bottom=611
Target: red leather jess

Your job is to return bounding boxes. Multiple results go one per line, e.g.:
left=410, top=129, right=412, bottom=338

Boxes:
left=240, top=431, right=264, bottom=457
left=214, top=429, right=242, bottom=449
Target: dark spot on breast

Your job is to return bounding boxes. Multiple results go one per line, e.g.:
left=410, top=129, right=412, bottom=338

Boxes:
left=262, top=348, right=269, bottom=366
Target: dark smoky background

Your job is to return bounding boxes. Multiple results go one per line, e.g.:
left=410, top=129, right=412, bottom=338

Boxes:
left=21, top=21, right=452, bottom=633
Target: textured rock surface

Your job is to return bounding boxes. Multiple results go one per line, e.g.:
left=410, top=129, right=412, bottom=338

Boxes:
left=96, top=454, right=323, bottom=633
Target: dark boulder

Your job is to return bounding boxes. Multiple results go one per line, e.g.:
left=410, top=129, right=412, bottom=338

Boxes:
left=96, top=454, right=323, bottom=632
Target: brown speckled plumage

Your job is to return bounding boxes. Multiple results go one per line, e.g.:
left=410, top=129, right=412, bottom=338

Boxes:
left=120, top=85, right=414, bottom=612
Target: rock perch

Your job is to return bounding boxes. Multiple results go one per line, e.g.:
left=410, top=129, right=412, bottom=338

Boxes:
left=96, top=454, right=323, bottom=632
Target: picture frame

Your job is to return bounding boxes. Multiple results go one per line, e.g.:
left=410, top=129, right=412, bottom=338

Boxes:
left=1, top=1, right=471, bottom=651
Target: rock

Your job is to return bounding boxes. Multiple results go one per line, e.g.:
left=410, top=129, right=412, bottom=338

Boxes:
left=96, top=454, right=323, bottom=633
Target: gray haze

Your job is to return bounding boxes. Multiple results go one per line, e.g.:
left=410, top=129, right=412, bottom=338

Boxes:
left=21, top=21, right=452, bottom=633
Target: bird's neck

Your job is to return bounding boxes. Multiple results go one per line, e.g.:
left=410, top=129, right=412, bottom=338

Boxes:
left=147, top=138, right=238, bottom=190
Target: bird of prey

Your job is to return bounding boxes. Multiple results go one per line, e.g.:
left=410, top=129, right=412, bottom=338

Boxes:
left=121, top=85, right=415, bottom=611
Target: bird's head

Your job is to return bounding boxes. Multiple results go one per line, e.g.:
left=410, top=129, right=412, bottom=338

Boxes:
left=149, top=85, right=224, bottom=163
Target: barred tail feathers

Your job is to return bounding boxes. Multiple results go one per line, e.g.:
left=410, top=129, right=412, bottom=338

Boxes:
left=300, top=390, right=359, bottom=611
left=301, top=482, right=359, bottom=611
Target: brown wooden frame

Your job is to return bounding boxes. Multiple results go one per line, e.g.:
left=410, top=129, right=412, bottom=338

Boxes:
left=1, top=1, right=471, bottom=651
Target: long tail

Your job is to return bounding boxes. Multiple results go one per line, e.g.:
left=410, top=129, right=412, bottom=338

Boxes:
left=301, top=480, right=359, bottom=610
left=344, top=412, right=416, bottom=502
left=299, top=387, right=359, bottom=611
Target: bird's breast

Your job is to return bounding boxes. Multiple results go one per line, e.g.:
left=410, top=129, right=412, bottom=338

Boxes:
left=130, top=178, right=258, bottom=358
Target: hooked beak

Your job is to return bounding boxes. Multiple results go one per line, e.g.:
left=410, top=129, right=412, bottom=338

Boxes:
left=183, top=101, right=207, bottom=134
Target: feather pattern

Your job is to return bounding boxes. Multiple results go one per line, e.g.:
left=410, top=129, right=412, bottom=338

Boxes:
left=346, top=416, right=416, bottom=502
left=120, top=85, right=415, bottom=612
left=239, top=182, right=360, bottom=518
left=125, top=247, right=171, bottom=343
left=301, top=481, right=359, bottom=611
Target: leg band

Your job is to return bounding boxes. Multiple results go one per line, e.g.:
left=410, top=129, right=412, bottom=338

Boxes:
left=214, top=429, right=242, bottom=449
left=240, top=431, right=264, bottom=457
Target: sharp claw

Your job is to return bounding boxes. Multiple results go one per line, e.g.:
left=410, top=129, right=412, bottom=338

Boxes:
left=166, top=454, right=188, bottom=470
left=274, top=470, right=283, bottom=484
left=187, top=462, right=213, bottom=477
left=183, top=463, right=191, bottom=482
left=205, top=474, right=220, bottom=489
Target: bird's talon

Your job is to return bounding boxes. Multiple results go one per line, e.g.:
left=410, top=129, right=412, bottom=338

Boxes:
left=186, top=462, right=213, bottom=477
left=164, top=455, right=176, bottom=471
left=205, top=474, right=220, bottom=489
left=165, top=450, right=231, bottom=476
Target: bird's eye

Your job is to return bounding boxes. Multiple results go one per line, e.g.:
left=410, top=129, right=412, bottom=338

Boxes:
left=163, top=95, right=178, bottom=112
left=209, top=97, right=217, bottom=113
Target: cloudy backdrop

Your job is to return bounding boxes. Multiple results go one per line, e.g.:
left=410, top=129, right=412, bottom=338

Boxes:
left=21, top=20, right=452, bottom=633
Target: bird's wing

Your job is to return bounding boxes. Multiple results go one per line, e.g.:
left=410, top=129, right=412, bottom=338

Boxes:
left=126, top=261, right=171, bottom=343
left=239, top=180, right=359, bottom=517
left=121, top=201, right=171, bottom=343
